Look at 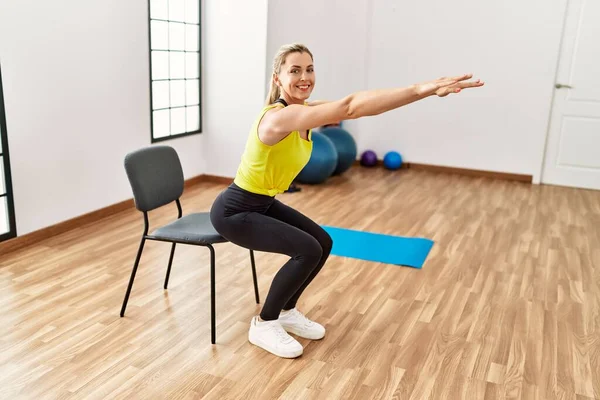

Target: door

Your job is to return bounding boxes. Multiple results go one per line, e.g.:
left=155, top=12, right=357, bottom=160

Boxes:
left=541, top=0, right=600, bottom=191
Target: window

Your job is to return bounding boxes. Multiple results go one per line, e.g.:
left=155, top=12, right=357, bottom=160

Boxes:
left=149, top=0, right=201, bottom=142
left=0, top=64, right=16, bottom=242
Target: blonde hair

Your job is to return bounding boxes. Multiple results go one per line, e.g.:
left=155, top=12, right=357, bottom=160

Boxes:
left=266, top=43, right=314, bottom=105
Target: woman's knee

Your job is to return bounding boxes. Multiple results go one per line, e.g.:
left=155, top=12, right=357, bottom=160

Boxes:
left=295, top=237, right=323, bottom=266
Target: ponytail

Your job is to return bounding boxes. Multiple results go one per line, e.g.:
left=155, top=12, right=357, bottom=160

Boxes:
left=266, top=77, right=281, bottom=105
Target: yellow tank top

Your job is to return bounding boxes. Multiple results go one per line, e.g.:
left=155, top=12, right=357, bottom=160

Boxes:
left=234, top=104, right=313, bottom=196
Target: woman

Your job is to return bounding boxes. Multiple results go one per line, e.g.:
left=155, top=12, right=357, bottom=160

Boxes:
left=210, top=43, right=484, bottom=358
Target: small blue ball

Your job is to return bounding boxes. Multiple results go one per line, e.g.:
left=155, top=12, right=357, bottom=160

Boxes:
left=383, top=151, right=403, bottom=170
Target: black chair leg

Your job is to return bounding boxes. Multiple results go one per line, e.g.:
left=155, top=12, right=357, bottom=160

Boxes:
left=120, top=236, right=147, bottom=317
left=208, top=244, right=216, bottom=344
left=250, top=250, right=260, bottom=304
left=164, top=243, right=177, bottom=289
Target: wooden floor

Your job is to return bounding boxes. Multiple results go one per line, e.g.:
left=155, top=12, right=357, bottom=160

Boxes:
left=1, top=167, right=599, bottom=399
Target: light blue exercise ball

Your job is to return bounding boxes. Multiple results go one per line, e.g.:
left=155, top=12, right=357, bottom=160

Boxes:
left=320, top=127, right=357, bottom=175
left=296, top=132, right=338, bottom=184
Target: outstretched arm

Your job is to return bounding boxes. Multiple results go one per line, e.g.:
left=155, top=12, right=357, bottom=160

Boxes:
left=259, top=74, right=484, bottom=145
left=306, top=100, right=331, bottom=106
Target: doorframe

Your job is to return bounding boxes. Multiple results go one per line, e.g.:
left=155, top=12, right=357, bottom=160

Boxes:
left=538, top=0, right=576, bottom=185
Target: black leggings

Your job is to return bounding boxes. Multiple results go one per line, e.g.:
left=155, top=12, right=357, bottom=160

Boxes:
left=209, top=183, right=332, bottom=321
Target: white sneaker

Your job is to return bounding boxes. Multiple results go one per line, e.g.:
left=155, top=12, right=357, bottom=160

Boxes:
left=278, top=308, right=326, bottom=340
left=248, top=316, right=303, bottom=358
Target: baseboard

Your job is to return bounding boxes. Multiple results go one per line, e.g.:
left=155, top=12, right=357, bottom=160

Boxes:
left=0, top=174, right=232, bottom=256
left=0, top=197, right=136, bottom=255
left=0, top=165, right=531, bottom=255
left=200, top=175, right=234, bottom=185
left=352, top=159, right=396, bottom=168
left=183, top=174, right=207, bottom=189
left=352, top=160, right=532, bottom=183
left=406, top=163, right=532, bottom=182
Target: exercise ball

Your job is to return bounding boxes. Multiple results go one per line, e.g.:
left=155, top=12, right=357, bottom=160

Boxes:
left=360, top=150, right=378, bottom=167
left=296, top=132, right=338, bottom=184
left=383, top=151, right=403, bottom=170
left=320, top=127, right=357, bottom=175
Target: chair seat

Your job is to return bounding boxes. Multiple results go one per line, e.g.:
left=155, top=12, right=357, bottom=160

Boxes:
left=149, top=212, right=227, bottom=245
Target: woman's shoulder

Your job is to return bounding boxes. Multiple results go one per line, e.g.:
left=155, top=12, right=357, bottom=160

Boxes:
left=255, top=103, right=285, bottom=122
left=263, top=102, right=285, bottom=112
left=251, top=103, right=284, bottom=132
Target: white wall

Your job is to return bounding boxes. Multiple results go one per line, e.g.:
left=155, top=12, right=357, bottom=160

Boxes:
left=0, top=0, right=269, bottom=237
left=266, top=0, right=370, bottom=144
left=267, top=0, right=568, bottom=182
left=0, top=0, right=569, bottom=238
left=0, top=0, right=207, bottom=236
left=266, top=0, right=370, bottom=101
left=203, top=0, right=268, bottom=178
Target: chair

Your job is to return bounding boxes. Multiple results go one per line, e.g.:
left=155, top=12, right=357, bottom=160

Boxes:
left=120, top=145, right=259, bottom=344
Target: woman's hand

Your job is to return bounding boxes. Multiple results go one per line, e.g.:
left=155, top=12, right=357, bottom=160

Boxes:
left=415, top=74, right=485, bottom=97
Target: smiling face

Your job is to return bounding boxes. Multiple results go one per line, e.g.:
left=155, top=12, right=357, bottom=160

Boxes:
left=274, top=51, right=315, bottom=104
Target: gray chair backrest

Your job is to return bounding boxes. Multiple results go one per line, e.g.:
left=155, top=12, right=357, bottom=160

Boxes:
left=124, top=146, right=184, bottom=212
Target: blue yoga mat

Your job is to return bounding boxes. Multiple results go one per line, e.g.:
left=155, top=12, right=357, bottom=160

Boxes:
left=321, top=226, right=434, bottom=269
